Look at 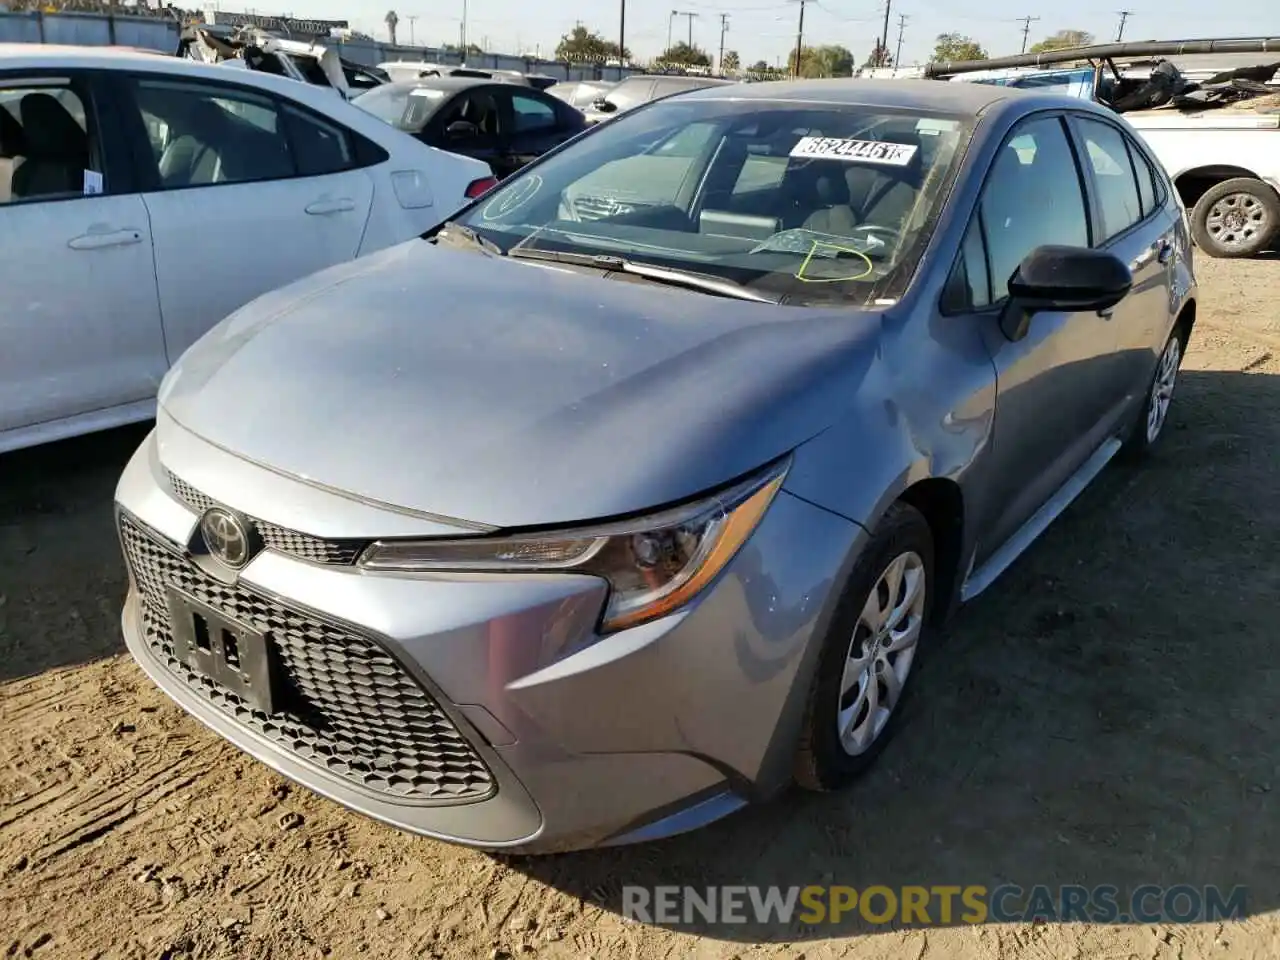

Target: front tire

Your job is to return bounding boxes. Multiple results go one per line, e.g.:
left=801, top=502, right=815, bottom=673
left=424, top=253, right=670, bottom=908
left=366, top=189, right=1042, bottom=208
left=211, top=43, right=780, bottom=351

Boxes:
left=794, top=502, right=934, bottom=792
left=1190, top=177, right=1280, bottom=258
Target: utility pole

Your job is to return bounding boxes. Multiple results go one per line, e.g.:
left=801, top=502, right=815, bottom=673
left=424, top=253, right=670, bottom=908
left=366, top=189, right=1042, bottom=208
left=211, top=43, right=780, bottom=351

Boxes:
left=667, top=9, right=676, bottom=51
left=1017, top=15, right=1039, bottom=54
left=790, top=0, right=806, bottom=79
left=618, top=0, right=626, bottom=67
left=677, top=10, right=697, bottom=47
left=407, top=14, right=417, bottom=45
left=894, top=13, right=908, bottom=69
left=718, top=13, right=730, bottom=75
left=459, top=0, right=468, bottom=58
left=1115, top=10, right=1132, bottom=41
left=879, top=0, right=892, bottom=65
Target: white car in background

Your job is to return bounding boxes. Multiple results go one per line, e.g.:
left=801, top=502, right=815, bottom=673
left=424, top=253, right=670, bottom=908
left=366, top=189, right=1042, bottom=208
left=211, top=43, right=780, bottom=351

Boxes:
left=0, top=44, right=495, bottom=454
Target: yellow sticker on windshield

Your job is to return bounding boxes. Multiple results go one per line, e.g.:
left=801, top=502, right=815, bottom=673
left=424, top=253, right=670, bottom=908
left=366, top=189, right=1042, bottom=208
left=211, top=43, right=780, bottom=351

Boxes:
left=794, top=241, right=874, bottom=283
left=790, top=137, right=918, bottom=166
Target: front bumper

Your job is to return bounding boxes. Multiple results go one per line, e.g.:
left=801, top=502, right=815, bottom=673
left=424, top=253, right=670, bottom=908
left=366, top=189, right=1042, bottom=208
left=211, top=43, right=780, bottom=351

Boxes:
left=115, top=416, right=863, bottom=852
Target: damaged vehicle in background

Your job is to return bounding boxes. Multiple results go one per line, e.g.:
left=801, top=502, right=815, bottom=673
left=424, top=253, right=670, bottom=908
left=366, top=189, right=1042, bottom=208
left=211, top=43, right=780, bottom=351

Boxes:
left=928, top=37, right=1280, bottom=257
left=179, top=23, right=389, bottom=100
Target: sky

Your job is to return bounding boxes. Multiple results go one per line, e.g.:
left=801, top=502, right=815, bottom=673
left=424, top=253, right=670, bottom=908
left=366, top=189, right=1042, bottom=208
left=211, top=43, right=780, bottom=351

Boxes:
left=234, top=0, right=1280, bottom=68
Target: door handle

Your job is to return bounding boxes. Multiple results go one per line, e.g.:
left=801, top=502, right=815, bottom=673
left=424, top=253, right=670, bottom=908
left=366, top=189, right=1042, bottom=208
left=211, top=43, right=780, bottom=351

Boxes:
left=68, top=228, right=143, bottom=250
left=305, top=198, right=356, bottom=215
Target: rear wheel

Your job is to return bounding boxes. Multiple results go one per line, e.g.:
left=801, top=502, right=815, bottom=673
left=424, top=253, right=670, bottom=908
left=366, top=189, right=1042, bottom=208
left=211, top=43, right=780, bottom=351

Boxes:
left=1190, top=177, right=1280, bottom=258
left=794, top=502, right=933, bottom=791
left=1123, top=325, right=1185, bottom=459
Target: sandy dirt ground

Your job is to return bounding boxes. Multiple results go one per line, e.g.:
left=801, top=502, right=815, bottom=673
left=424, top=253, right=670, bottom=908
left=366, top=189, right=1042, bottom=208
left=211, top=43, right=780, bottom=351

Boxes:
left=2, top=257, right=1280, bottom=960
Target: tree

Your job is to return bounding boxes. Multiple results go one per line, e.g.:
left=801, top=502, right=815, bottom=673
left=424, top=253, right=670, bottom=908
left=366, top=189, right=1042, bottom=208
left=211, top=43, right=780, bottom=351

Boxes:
left=441, top=42, right=484, bottom=55
left=787, top=44, right=855, bottom=78
left=384, top=9, right=398, bottom=45
left=1029, top=29, right=1095, bottom=53
left=555, top=25, right=628, bottom=63
left=862, top=40, right=893, bottom=69
left=658, top=41, right=711, bottom=67
left=932, top=33, right=987, bottom=62
left=750, top=59, right=771, bottom=72
left=721, top=49, right=740, bottom=73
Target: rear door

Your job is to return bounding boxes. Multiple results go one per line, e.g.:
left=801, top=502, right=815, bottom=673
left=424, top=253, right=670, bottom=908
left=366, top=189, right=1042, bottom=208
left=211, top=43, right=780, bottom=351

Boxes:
left=1068, top=113, right=1178, bottom=401
left=109, top=72, right=375, bottom=360
left=0, top=69, right=166, bottom=440
left=503, top=89, right=583, bottom=170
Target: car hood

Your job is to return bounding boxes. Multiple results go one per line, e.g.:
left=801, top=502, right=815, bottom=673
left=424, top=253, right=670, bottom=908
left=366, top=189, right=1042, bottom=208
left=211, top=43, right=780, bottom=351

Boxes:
left=160, top=240, right=883, bottom=529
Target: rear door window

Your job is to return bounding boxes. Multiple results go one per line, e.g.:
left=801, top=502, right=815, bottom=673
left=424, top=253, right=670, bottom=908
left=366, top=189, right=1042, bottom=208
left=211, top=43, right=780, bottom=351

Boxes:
left=0, top=78, right=104, bottom=204
left=1074, top=116, right=1144, bottom=240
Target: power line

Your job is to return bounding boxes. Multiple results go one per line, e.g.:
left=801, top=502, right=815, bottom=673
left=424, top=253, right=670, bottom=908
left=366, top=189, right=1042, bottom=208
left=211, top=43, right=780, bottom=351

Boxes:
left=718, top=12, right=730, bottom=73
left=1115, top=9, right=1133, bottom=41
left=1016, top=14, right=1039, bottom=54
left=895, top=12, right=908, bottom=67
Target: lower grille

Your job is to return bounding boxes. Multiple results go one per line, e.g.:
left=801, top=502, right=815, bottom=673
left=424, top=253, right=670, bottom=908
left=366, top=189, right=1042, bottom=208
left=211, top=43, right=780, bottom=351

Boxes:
left=119, top=512, right=495, bottom=805
left=166, top=471, right=367, bottom=566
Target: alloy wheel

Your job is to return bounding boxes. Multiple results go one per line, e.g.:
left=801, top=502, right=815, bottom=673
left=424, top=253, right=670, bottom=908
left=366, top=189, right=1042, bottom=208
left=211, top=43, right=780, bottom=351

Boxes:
left=1146, top=335, right=1182, bottom=444
left=836, top=550, right=926, bottom=756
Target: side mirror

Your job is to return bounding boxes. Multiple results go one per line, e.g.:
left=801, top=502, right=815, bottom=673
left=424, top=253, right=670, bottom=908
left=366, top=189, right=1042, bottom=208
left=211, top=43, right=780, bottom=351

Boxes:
left=591, top=98, right=618, bottom=113
left=446, top=119, right=480, bottom=140
left=1001, top=245, right=1132, bottom=341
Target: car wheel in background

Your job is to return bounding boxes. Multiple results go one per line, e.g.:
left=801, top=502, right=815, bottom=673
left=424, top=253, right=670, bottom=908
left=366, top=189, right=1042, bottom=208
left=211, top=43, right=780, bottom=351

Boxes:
left=1190, top=177, right=1280, bottom=258
left=794, top=502, right=934, bottom=791
left=1122, top=324, right=1187, bottom=459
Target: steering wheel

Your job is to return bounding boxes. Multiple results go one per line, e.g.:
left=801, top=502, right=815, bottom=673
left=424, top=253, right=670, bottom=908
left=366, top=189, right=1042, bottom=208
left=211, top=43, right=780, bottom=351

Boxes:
left=845, top=223, right=901, bottom=250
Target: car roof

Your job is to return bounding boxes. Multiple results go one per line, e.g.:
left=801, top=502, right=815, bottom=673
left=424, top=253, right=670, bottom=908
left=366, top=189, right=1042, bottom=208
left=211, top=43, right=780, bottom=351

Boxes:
left=676, top=77, right=1024, bottom=115
left=0, top=42, right=409, bottom=120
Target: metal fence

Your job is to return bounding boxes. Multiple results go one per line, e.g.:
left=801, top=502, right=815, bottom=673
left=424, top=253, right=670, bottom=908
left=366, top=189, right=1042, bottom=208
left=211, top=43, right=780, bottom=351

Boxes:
left=0, top=10, right=180, bottom=50
left=0, top=10, right=639, bottom=83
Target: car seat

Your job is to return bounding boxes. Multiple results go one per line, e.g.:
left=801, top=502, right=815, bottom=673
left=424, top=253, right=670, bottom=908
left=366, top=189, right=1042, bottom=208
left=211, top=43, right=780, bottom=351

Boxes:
left=11, top=93, right=88, bottom=199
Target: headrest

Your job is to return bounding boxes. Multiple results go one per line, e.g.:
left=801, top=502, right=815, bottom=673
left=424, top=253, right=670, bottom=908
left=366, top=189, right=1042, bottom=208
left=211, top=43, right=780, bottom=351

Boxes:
left=20, top=93, right=86, bottom=158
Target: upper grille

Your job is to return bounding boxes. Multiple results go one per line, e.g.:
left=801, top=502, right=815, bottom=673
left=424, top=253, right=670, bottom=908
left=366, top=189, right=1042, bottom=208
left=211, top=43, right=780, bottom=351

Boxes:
left=120, top=512, right=496, bottom=805
left=167, top=472, right=367, bottom=565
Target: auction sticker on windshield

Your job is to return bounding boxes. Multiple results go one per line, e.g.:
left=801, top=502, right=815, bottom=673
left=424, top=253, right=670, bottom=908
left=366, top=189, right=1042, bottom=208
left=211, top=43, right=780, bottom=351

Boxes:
left=790, top=137, right=918, bottom=166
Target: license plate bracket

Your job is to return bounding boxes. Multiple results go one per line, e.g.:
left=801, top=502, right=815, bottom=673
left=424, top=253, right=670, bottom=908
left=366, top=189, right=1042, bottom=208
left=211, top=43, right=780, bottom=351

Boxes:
left=167, top=589, right=277, bottom=714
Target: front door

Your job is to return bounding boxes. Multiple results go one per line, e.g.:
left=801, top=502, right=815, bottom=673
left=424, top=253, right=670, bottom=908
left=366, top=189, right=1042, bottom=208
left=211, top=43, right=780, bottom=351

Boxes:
left=0, top=72, right=166, bottom=441
left=960, top=113, right=1131, bottom=563
left=431, top=89, right=510, bottom=177
left=110, top=73, right=374, bottom=359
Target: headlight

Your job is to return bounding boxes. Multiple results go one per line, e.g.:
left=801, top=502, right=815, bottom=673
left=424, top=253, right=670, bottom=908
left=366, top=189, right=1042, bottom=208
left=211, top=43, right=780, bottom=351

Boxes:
left=359, top=459, right=789, bottom=632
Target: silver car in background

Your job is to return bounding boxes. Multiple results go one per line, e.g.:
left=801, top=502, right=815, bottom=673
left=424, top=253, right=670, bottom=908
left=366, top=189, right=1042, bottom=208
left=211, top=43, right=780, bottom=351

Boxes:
left=116, top=79, right=1196, bottom=853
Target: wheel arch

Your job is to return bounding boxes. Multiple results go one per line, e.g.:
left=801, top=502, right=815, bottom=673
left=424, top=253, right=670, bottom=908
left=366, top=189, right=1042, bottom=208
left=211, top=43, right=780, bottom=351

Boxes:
left=1173, top=165, right=1265, bottom=209
left=895, top=477, right=965, bottom=626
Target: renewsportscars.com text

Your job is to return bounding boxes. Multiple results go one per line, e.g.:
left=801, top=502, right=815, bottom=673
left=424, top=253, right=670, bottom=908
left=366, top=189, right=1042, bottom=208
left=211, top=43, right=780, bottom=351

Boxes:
left=622, top=884, right=1248, bottom=926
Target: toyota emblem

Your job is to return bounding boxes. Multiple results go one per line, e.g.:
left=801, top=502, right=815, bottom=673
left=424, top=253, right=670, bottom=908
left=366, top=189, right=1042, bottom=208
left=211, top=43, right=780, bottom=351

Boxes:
left=199, top=507, right=252, bottom=569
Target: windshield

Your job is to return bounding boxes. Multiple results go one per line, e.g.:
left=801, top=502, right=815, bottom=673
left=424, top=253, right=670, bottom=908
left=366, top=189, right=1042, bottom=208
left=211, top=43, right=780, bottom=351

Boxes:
left=352, top=84, right=445, bottom=130
left=454, top=97, right=974, bottom=306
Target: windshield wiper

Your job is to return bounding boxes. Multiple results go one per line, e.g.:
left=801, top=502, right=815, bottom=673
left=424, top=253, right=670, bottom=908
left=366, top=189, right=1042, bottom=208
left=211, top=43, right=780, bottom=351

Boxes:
left=432, top=221, right=502, bottom=256
left=506, top=248, right=779, bottom=303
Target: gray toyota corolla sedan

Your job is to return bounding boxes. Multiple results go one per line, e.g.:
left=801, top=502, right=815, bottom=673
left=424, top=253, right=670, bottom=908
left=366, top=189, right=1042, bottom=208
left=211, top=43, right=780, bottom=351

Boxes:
left=115, top=79, right=1196, bottom=853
